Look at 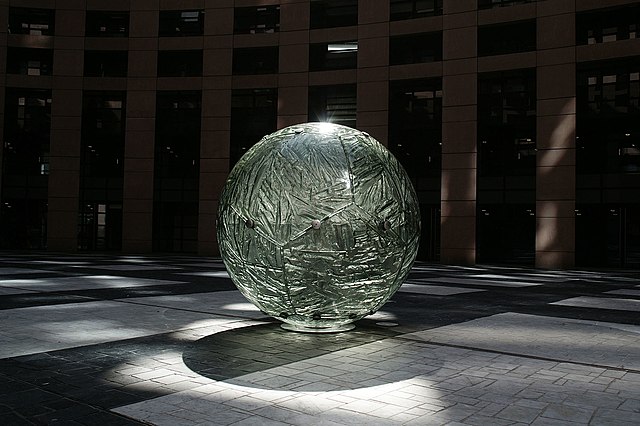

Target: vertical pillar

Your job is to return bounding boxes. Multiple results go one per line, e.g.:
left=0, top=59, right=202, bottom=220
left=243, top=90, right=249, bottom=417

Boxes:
left=440, top=0, right=478, bottom=264
left=357, top=0, right=389, bottom=144
left=47, top=3, right=85, bottom=251
left=122, top=4, right=158, bottom=252
left=0, top=3, right=7, bottom=204
left=277, top=1, right=310, bottom=128
left=198, top=2, right=233, bottom=255
left=535, top=0, right=576, bottom=268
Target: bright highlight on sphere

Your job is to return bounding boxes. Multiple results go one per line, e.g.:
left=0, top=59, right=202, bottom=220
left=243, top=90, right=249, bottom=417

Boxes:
left=217, top=122, right=421, bottom=332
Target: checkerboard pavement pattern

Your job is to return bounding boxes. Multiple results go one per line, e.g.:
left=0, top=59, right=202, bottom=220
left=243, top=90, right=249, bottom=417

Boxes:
left=0, top=253, right=639, bottom=425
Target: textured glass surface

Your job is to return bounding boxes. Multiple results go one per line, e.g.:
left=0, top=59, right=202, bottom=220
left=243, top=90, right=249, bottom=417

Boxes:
left=217, top=122, right=421, bottom=330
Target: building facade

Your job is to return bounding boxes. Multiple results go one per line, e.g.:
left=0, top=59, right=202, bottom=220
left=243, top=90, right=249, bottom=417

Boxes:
left=0, top=0, right=638, bottom=269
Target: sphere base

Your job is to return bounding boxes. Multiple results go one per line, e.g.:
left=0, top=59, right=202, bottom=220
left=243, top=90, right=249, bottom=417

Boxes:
left=281, top=323, right=355, bottom=333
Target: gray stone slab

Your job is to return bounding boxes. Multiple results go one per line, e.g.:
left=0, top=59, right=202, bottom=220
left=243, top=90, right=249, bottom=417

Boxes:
left=551, top=296, right=640, bottom=312
left=71, top=264, right=181, bottom=271
left=605, top=289, right=640, bottom=297
left=0, top=275, right=185, bottom=292
left=404, top=312, right=640, bottom=370
left=0, top=267, right=53, bottom=275
left=178, top=271, right=231, bottom=278
left=400, top=283, right=484, bottom=296
left=118, top=291, right=266, bottom=319
left=423, top=277, right=542, bottom=287
left=0, top=300, right=240, bottom=359
left=0, top=287, right=38, bottom=295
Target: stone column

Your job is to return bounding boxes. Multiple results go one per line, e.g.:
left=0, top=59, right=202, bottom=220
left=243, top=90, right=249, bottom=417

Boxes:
left=47, top=4, right=85, bottom=251
left=122, top=5, right=158, bottom=252
left=440, top=0, right=478, bottom=264
left=356, top=0, right=389, bottom=144
left=535, top=0, right=576, bottom=268
left=278, top=1, right=310, bottom=128
left=198, top=2, right=233, bottom=256
left=0, top=3, right=6, bottom=204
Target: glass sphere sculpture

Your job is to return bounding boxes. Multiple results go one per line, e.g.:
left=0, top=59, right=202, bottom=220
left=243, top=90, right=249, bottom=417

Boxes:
left=217, top=122, right=420, bottom=332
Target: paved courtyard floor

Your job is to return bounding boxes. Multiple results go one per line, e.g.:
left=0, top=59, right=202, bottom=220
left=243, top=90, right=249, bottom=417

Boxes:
left=0, top=253, right=639, bottom=425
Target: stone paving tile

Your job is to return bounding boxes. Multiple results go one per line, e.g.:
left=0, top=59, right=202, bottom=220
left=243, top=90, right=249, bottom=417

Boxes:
left=1, top=255, right=640, bottom=424
left=404, top=312, right=640, bottom=371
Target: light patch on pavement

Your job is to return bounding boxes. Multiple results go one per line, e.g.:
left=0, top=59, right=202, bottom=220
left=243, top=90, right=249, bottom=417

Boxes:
left=0, top=275, right=185, bottom=292
left=551, top=296, right=640, bottom=312
left=405, top=312, right=640, bottom=370
left=0, top=301, right=241, bottom=359
left=605, top=289, right=640, bottom=297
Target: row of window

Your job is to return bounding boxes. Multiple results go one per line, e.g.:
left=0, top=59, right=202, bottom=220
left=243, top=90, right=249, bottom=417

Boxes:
left=9, top=4, right=639, bottom=61
left=2, top=62, right=638, bottom=182
left=7, top=2, right=444, bottom=38
left=10, top=2, right=640, bottom=44
left=5, top=34, right=443, bottom=78
left=6, top=22, right=532, bottom=79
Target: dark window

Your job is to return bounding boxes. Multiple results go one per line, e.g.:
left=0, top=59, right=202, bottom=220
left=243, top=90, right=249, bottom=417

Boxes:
left=8, top=7, right=55, bottom=35
left=155, top=92, right=201, bottom=179
left=231, top=88, right=278, bottom=166
left=577, top=60, right=640, bottom=174
left=78, top=92, right=126, bottom=251
left=477, top=204, right=535, bottom=264
left=389, top=79, right=442, bottom=179
left=577, top=5, right=640, bottom=45
left=389, top=33, right=442, bottom=65
left=310, top=0, right=358, bottom=29
left=85, top=11, right=129, bottom=37
left=6, top=47, right=53, bottom=76
left=153, top=92, right=201, bottom=253
left=1, top=89, right=51, bottom=250
left=478, top=20, right=536, bottom=56
left=309, top=41, right=357, bottom=71
left=478, top=0, right=535, bottom=9
left=234, top=5, right=280, bottom=34
left=2, top=89, right=52, bottom=177
left=389, top=79, right=442, bottom=262
left=80, top=92, right=126, bottom=178
left=390, top=0, right=443, bottom=21
left=308, top=84, right=357, bottom=128
left=0, top=200, right=48, bottom=249
left=476, top=74, right=536, bottom=265
left=576, top=205, right=640, bottom=268
left=578, top=67, right=640, bottom=117
left=157, top=50, right=203, bottom=77
left=84, top=51, right=128, bottom=77
left=478, top=69, right=536, bottom=177
left=159, top=10, right=204, bottom=36
left=232, top=47, right=279, bottom=75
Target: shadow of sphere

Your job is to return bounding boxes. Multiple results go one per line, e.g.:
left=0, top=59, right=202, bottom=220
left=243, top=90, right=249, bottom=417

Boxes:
left=182, top=322, right=406, bottom=391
